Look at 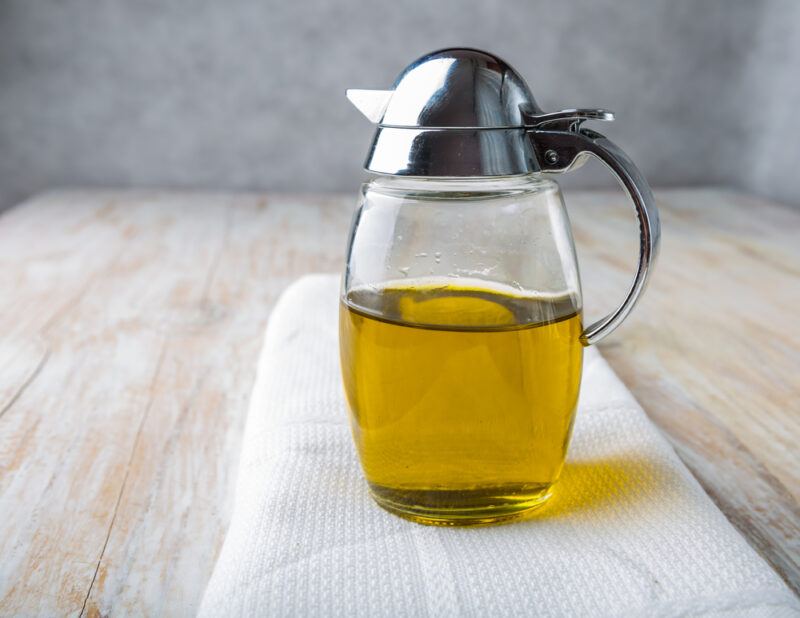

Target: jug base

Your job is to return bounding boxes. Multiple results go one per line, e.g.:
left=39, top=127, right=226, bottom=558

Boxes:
left=369, top=483, right=554, bottom=526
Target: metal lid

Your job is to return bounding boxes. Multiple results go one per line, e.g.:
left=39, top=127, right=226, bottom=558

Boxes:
left=347, top=47, right=613, bottom=177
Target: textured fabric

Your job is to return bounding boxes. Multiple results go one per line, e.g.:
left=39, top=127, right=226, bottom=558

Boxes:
left=200, top=275, right=798, bottom=617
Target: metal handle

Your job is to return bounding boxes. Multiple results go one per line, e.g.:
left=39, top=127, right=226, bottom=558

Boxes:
left=531, top=127, right=661, bottom=346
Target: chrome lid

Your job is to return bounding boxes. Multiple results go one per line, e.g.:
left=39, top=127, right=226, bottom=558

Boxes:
left=347, top=47, right=614, bottom=177
left=357, top=48, right=538, bottom=128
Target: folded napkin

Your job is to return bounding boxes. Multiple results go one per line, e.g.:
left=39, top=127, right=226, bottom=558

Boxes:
left=200, top=275, right=797, bottom=617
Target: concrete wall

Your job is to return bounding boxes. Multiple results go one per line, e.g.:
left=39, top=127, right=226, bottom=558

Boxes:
left=1, top=0, right=798, bottom=210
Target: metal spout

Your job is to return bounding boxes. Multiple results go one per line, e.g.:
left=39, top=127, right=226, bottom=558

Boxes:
left=346, top=89, right=393, bottom=123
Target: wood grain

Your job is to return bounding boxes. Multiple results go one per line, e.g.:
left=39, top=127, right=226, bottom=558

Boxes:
left=0, top=188, right=796, bottom=614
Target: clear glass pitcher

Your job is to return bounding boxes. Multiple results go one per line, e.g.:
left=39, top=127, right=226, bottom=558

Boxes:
left=339, top=49, right=659, bottom=526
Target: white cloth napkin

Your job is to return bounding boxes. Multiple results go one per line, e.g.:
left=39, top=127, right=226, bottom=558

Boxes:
left=200, top=275, right=798, bottom=617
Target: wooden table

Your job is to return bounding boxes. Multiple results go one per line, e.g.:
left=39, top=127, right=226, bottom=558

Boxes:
left=0, top=189, right=797, bottom=615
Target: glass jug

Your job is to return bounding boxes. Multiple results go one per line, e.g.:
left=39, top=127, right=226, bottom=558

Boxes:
left=340, top=49, right=659, bottom=526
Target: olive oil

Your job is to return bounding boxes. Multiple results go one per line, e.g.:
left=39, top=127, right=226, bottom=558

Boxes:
left=339, top=279, right=583, bottom=525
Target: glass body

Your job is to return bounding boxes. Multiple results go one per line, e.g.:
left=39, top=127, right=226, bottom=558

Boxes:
left=339, top=174, right=584, bottom=525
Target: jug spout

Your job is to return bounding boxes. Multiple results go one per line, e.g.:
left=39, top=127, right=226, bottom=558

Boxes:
left=346, top=89, right=393, bottom=123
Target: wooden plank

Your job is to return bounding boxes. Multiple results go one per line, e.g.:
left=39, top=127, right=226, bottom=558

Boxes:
left=81, top=193, right=353, bottom=616
left=0, top=192, right=231, bottom=615
left=0, top=188, right=797, bottom=614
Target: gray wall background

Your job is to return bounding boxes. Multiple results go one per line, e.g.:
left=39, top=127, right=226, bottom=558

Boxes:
left=1, top=0, right=799, bottom=211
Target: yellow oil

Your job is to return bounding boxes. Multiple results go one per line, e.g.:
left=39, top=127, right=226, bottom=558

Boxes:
left=339, top=280, right=583, bottom=525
